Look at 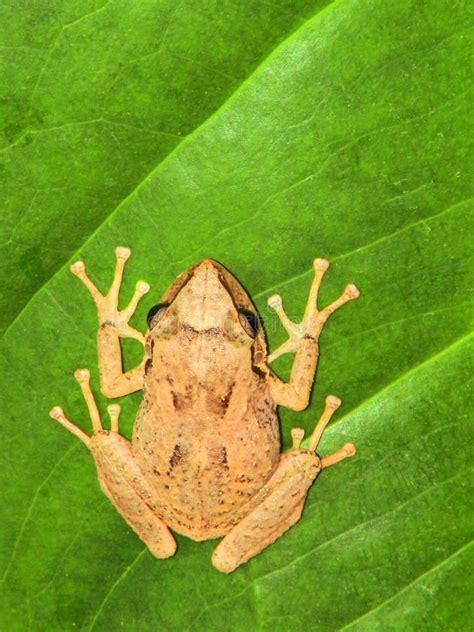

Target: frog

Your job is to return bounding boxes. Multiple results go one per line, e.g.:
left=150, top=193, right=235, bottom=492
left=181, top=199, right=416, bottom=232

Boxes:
left=50, top=247, right=359, bottom=573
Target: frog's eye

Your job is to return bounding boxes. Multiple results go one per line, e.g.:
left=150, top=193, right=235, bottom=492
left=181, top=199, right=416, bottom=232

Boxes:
left=238, top=308, right=259, bottom=338
left=147, top=302, right=169, bottom=329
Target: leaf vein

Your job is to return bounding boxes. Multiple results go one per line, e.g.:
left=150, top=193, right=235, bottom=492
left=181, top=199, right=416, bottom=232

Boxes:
left=254, top=196, right=472, bottom=301
left=1, top=6, right=470, bottom=338
left=339, top=540, right=474, bottom=631
left=0, top=0, right=374, bottom=336
left=325, top=331, right=473, bottom=437
left=87, top=548, right=147, bottom=631
left=0, top=442, right=80, bottom=584
left=254, top=466, right=472, bottom=585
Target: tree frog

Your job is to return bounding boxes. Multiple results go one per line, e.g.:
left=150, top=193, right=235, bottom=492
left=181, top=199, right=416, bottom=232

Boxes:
left=50, top=248, right=359, bottom=573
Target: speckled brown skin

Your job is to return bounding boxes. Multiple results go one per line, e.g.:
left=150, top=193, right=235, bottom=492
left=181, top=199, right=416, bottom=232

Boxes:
left=91, top=430, right=176, bottom=558
left=212, top=450, right=320, bottom=573
left=51, top=249, right=359, bottom=573
left=133, top=260, right=280, bottom=540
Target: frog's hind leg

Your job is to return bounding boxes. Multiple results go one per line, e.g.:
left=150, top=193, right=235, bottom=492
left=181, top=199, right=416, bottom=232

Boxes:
left=50, top=369, right=176, bottom=559
left=211, top=396, right=355, bottom=573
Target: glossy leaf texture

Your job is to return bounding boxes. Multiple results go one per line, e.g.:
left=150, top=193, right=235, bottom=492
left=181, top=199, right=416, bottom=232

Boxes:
left=0, top=0, right=332, bottom=333
left=0, top=0, right=472, bottom=630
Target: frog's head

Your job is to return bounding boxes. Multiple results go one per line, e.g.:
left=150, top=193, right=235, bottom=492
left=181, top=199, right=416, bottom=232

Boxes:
left=146, top=259, right=267, bottom=361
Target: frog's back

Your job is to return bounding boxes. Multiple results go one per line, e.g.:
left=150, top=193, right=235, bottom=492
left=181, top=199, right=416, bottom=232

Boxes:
left=132, top=332, right=280, bottom=540
left=134, top=257, right=281, bottom=539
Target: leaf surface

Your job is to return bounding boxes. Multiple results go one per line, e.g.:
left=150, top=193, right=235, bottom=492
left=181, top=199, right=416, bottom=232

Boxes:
left=0, top=0, right=331, bottom=333
left=1, top=0, right=472, bottom=630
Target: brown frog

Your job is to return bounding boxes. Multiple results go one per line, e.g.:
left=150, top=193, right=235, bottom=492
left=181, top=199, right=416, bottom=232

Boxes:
left=50, top=248, right=359, bottom=573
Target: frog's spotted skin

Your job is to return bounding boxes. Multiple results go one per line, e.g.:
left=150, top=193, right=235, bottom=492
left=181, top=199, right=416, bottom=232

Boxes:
left=51, top=248, right=359, bottom=573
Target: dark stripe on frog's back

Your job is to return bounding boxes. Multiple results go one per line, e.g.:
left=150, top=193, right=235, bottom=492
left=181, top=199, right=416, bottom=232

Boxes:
left=169, top=443, right=186, bottom=468
left=163, top=379, right=236, bottom=417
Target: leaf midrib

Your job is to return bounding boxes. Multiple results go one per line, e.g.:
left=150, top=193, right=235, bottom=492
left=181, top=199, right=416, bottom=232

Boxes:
left=3, top=1, right=469, bottom=340
left=0, top=0, right=342, bottom=338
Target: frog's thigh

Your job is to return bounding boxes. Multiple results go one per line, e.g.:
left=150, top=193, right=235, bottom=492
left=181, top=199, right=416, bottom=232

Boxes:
left=212, top=451, right=320, bottom=574
left=91, top=432, right=176, bottom=559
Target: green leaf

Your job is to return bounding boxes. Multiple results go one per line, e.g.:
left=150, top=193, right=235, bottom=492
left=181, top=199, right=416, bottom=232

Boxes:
left=0, top=0, right=332, bottom=334
left=1, top=1, right=472, bottom=630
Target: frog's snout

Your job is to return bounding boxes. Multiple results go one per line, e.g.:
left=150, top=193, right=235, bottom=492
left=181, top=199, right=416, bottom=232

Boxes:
left=194, top=258, right=219, bottom=270
left=171, top=260, right=232, bottom=332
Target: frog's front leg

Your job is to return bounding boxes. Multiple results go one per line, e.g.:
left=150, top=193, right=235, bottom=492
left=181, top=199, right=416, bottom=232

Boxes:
left=267, top=258, right=359, bottom=410
left=50, top=369, right=176, bottom=559
left=70, top=247, right=149, bottom=397
left=212, top=396, right=355, bottom=573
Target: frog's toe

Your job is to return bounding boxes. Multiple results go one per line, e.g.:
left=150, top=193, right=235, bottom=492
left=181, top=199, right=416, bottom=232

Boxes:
left=313, top=257, right=329, bottom=271
left=49, top=405, right=90, bottom=446
left=70, top=260, right=85, bottom=275
left=344, top=283, right=360, bottom=300
left=70, top=259, right=104, bottom=304
left=305, top=395, right=356, bottom=468
left=115, top=245, right=131, bottom=260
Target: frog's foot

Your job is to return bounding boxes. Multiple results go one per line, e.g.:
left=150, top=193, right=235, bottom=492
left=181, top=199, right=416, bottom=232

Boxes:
left=293, top=395, right=356, bottom=466
left=212, top=395, right=355, bottom=574
left=267, top=258, right=359, bottom=362
left=50, top=369, right=176, bottom=559
left=70, top=247, right=150, bottom=344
